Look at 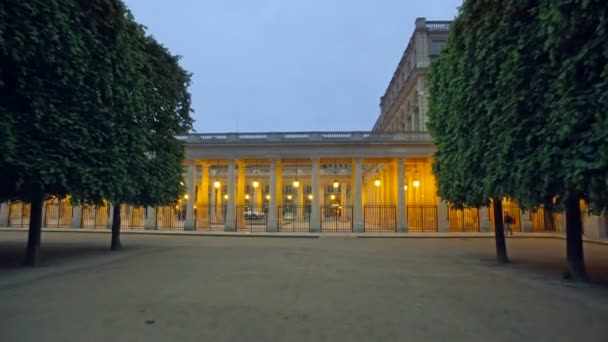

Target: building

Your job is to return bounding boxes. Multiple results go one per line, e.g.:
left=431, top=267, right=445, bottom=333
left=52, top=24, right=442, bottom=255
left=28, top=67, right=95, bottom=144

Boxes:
left=0, top=18, right=606, bottom=238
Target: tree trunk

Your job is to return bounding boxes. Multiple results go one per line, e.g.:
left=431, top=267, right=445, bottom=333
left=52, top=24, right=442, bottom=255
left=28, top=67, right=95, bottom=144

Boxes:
left=24, top=197, right=44, bottom=267
left=492, top=198, right=509, bottom=264
left=111, top=203, right=122, bottom=251
left=565, top=196, right=587, bottom=281
left=544, top=206, right=555, bottom=231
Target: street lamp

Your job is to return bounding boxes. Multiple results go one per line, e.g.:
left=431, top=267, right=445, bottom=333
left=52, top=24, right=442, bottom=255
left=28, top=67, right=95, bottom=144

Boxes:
left=214, top=181, right=221, bottom=189
left=253, top=180, right=260, bottom=188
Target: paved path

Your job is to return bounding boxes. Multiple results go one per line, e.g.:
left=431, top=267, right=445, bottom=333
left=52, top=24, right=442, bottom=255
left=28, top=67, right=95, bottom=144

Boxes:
left=0, top=232, right=607, bottom=341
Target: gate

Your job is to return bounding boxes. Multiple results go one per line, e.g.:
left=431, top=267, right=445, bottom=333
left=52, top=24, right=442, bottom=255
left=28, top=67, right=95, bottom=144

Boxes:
left=236, top=205, right=268, bottom=232
left=278, top=205, right=310, bottom=232
left=364, top=205, right=396, bottom=232
left=82, top=204, right=109, bottom=229
left=120, top=205, right=145, bottom=229
left=196, top=205, right=226, bottom=231
left=448, top=207, right=479, bottom=232
left=44, top=199, right=73, bottom=228
left=407, top=205, right=438, bottom=232
left=156, top=205, right=186, bottom=230
left=9, top=202, right=30, bottom=227
left=530, top=207, right=563, bottom=232
left=489, top=202, right=521, bottom=232
left=321, top=205, right=353, bottom=232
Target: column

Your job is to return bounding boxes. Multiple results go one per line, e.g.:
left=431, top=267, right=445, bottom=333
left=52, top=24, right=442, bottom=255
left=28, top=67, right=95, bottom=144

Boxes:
left=237, top=161, right=246, bottom=228
left=310, top=158, right=321, bottom=232
left=520, top=210, right=533, bottom=232
left=144, top=206, right=156, bottom=230
left=225, top=159, right=236, bottom=231
left=397, top=158, right=406, bottom=232
left=353, top=158, right=364, bottom=232
left=255, top=182, right=263, bottom=208
left=438, top=200, right=449, bottom=232
left=198, top=162, right=210, bottom=206
left=583, top=214, right=607, bottom=239
left=341, top=182, right=348, bottom=219
left=298, top=182, right=305, bottom=220
left=0, top=202, right=9, bottom=227
left=106, top=204, right=113, bottom=229
left=198, top=162, right=210, bottom=228
left=276, top=162, right=283, bottom=206
left=71, top=205, right=83, bottom=228
left=479, top=205, right=492, bottom=232
left=267, top=159, right=279, bottom=232
left=185, top=160, right=196, bottom=231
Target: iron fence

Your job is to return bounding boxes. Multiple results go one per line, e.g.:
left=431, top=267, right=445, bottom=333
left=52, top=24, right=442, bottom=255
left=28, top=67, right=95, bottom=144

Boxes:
left=407, top=205, right=438, bottom=232
left=489, top=202, right=521, bottom=232
left=278, top=205, right=310, bottom=232
left=196, top=204, right=227, bottom=231
left=236, top=205, right=268, bottom=232
left=364, top=205, right=396, bottom=232
left=448, top=207, right=479, bottom=232
left=530, top=207, right=563, bottom=232
left=120, top=205, right=145, bottom=229
left=82, top=204, right=109, bottom=229
left=322, top=205, right=353, bottom=232
left=9, top=202, right=30, bottom=228
left=156, top=205, right=186, bottom=230
left=44, top=200, right=73, bottom=228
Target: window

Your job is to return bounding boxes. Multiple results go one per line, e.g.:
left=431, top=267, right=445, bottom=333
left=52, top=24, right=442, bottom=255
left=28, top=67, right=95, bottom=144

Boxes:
left=431, top=40, right=446, bottom=56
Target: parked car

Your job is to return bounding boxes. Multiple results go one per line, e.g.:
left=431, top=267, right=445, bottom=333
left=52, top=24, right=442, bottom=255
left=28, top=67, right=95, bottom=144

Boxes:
left=244, top=211, right=264, bottom=220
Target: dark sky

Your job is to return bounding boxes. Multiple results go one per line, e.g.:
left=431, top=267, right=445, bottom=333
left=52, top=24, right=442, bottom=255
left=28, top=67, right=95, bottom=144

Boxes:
left=124, top=1, right=462, bottom=133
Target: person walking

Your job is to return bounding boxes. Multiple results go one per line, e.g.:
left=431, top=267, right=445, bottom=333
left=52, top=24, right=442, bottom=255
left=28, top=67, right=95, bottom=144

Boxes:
left=504, top=212, right=514, bottom=235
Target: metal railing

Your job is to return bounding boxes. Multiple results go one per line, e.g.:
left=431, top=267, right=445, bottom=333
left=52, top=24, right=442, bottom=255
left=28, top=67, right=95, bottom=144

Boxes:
left=407, top=205, right=438, bottom=232
left=45, top=200, right=73, bottom=228
left=179, top=131, right=432, bottom=144
left=156, top=206, right=186, bottom=230
left=196, top=205, right=226, bottom=231
left=489, top=202, right=522, bottom=232
left=278, top=205, right=310, bottom=232
left=82, top=204, right=109, bottom=229
left=120, top=205, right=145, bottom=229
left=448, top=207, right=480, bottom=232
left=321, top=205, right=353, bottom=233
left=426, top=21, right=452, bottom=32
left=9, top=202, right=30, bottom=228
left=236, top=205, right=268, bottom=232
left=364, top=205, right=397, bottom=232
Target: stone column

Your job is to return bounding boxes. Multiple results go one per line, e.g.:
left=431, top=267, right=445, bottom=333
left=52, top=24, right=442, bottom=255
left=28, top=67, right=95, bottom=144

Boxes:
left=198, top=162, right=210, bottom=206
left=144, top=206, right=156, bottom=230
left=185, top=161, right=196, bottom=230
left=255, top=182, right=262, bottom=208
left=71, top=205, right=83, bottom=228
left=353, top=158, right=364, bottom=232
left=225, top=159, right=236, bottom=231
left=298, top=183, right=305, bottom=220
left=583, top=213, right=607, bottom=239
left=310, top=158, right=321, bottom=232
left=106, top=204, right=113, bottom=230
left=0, top=202, right=9, bottom=227
left=397, top=158, right=406, bottom=232
left=520, top=210, right=533, bottom=232
left=479, top=206, right=492, bottom=232
left=267, top=159, right=279, bottom=232
left=438, top=200, right=449, bottom=232
left=198, top=162, right=210, bottom=228
left=341, top=182, right=348, bottom=219
left=236, top=161, right=246, bottom=228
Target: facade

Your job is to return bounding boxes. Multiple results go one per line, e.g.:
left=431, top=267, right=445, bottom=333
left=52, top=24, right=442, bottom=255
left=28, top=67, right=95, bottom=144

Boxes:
left=0, top=18, right=606, bottom=238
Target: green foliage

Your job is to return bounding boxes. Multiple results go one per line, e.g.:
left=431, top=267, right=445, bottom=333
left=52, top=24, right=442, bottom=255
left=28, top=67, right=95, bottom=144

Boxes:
left=0, top=0, right=193, bottom=208
left=428, top=0, right=608, bottom=212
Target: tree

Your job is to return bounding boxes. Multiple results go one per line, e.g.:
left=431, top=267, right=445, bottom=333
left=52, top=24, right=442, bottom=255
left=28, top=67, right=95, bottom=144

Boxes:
left=0, top=0, right=148, bottom=265
left=428, top=0, right=514, bottom=263
left=109, top=30, right=193, bottom=251
left=429, top=0, right=608, bottom=280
